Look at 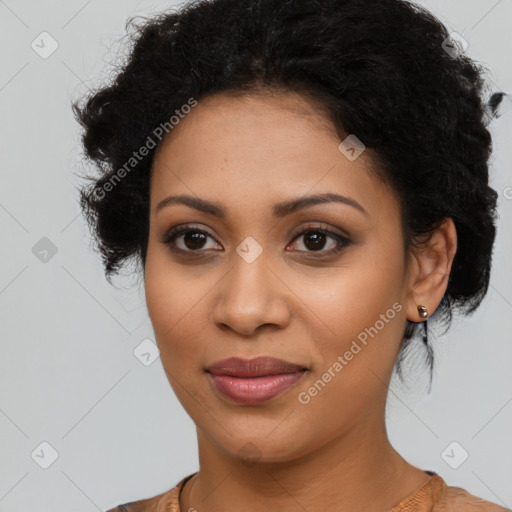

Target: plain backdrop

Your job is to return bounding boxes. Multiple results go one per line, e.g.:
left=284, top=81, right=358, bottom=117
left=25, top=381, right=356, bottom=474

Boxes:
left=0, top=0, right=511, bottom=510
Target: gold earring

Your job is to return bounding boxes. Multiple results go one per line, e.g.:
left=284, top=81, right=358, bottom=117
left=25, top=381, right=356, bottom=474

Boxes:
left=417, top=305, right=428, bottom=320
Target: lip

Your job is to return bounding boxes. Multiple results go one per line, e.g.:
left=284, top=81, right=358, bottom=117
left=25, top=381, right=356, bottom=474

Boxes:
left=206, top=357, right=308, bottom=405
left=207, top=356, right=307, bottom=377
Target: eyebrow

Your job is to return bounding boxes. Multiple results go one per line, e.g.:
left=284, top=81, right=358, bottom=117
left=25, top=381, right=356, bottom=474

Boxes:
left=155, top=192, right=368, bottom=218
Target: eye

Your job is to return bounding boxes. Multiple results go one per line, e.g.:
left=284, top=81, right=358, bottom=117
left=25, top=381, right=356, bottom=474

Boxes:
left=160, top=223, right=351, bottom=257
left=161, top=225, right=221, bottom=254
left=287, top=225, right=351, bottom=257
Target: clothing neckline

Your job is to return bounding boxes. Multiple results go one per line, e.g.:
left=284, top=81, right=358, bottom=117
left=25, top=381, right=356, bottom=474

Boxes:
left=388, top=471, right=440, bottom=510
left=176, top=470, right=441, bottom=511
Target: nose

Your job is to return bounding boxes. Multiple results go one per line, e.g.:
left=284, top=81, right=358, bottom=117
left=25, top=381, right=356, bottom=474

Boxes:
left=212, top=255, right=291, bottom=337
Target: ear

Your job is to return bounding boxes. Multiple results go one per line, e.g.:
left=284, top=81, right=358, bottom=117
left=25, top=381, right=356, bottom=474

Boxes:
left=405, top=218, right=457, bottom=322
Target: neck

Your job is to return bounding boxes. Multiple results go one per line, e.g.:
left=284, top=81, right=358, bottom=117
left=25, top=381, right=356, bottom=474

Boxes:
left=180, top=416, right=431, bottom=512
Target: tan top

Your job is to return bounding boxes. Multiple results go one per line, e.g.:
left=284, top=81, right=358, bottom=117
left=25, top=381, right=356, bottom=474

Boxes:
left=106, top=471, right=510, bottom=511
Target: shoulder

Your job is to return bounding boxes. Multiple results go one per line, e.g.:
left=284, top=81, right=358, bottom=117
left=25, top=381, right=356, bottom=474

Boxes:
left=439, top=485, right=510, bottom=511
left=392, top=473, right=509, bottom=512
left=104, top=489, right=172, bottom=512
left=435, top=476, right=509, bottom=511
left=104, top=472, right=196, bottom=512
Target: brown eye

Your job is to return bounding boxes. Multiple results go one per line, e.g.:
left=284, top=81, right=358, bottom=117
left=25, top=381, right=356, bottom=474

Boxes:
left=161, top=223, right=351, bottom=258
left=301, top=231, right=329, bottom=251
left=287, top=227, right=351, bottom=257
left=161, top=226, right=221, bottom=254
left=181, top=231, right=208, bottom=250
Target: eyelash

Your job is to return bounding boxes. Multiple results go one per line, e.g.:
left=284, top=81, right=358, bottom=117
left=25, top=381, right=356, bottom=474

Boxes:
left=160, top=223, right=351, bottom=258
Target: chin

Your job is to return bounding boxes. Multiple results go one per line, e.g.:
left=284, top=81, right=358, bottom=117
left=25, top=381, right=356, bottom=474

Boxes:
left=213, top=429, right=314, bottom=466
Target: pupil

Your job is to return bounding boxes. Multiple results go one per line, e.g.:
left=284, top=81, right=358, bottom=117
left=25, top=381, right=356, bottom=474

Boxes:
left=305, top=232, right=326, bottom=251
left=185, top=232, right=206, bottom=250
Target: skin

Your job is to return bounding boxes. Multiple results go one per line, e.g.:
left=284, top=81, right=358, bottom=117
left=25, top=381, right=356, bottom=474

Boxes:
left=144, top=89, right=457, bottom=512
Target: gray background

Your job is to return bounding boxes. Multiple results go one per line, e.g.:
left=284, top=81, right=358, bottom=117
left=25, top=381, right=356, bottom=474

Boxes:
left=0, top=0, right=511, bottom=510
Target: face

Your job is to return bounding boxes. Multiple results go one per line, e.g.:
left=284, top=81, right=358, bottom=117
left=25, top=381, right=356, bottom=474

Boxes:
left=144, top=90, right=415, bottom=463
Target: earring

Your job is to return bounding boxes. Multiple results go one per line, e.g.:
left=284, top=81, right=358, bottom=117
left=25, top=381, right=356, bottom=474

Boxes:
left=417, top=304, right=428, bottom=320
left=417, top=305, right=431, bottom=368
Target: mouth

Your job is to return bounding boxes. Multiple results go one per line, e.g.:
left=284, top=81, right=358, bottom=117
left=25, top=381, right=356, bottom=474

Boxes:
left=205, top=356, right=308, bottom=405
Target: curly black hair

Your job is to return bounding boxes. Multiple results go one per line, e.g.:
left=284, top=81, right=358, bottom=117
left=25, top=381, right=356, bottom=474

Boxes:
left=72, top=0, right=504, bottom=385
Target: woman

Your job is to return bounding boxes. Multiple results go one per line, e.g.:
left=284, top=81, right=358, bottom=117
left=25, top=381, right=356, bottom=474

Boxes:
left=73, top=0, right=508, bottom=510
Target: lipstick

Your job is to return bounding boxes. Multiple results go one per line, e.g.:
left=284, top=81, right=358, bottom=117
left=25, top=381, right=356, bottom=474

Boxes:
left=206, top=356, right=307, bottom=405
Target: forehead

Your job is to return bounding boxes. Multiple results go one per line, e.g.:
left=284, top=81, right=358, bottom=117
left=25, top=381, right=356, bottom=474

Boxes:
left=149, top=91, right=398, bottom=222
left=153, top=89, right=338, bottom=163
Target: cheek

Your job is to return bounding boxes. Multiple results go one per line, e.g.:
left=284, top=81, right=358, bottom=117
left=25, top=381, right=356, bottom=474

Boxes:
left=145, top=242, right=193, bottom=331
left=144, top=251, right=216, bottom=374
left=290, top=272, right=405, bottom=435
left=300, top=258, right=404, bottom=333
left=145, top=275, right=205, bottom=414
left=145, top=252, right=187, bottom=349
left=295, top=245, right=407, bottom=378
left=144, top=260, right=221, bottom=429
